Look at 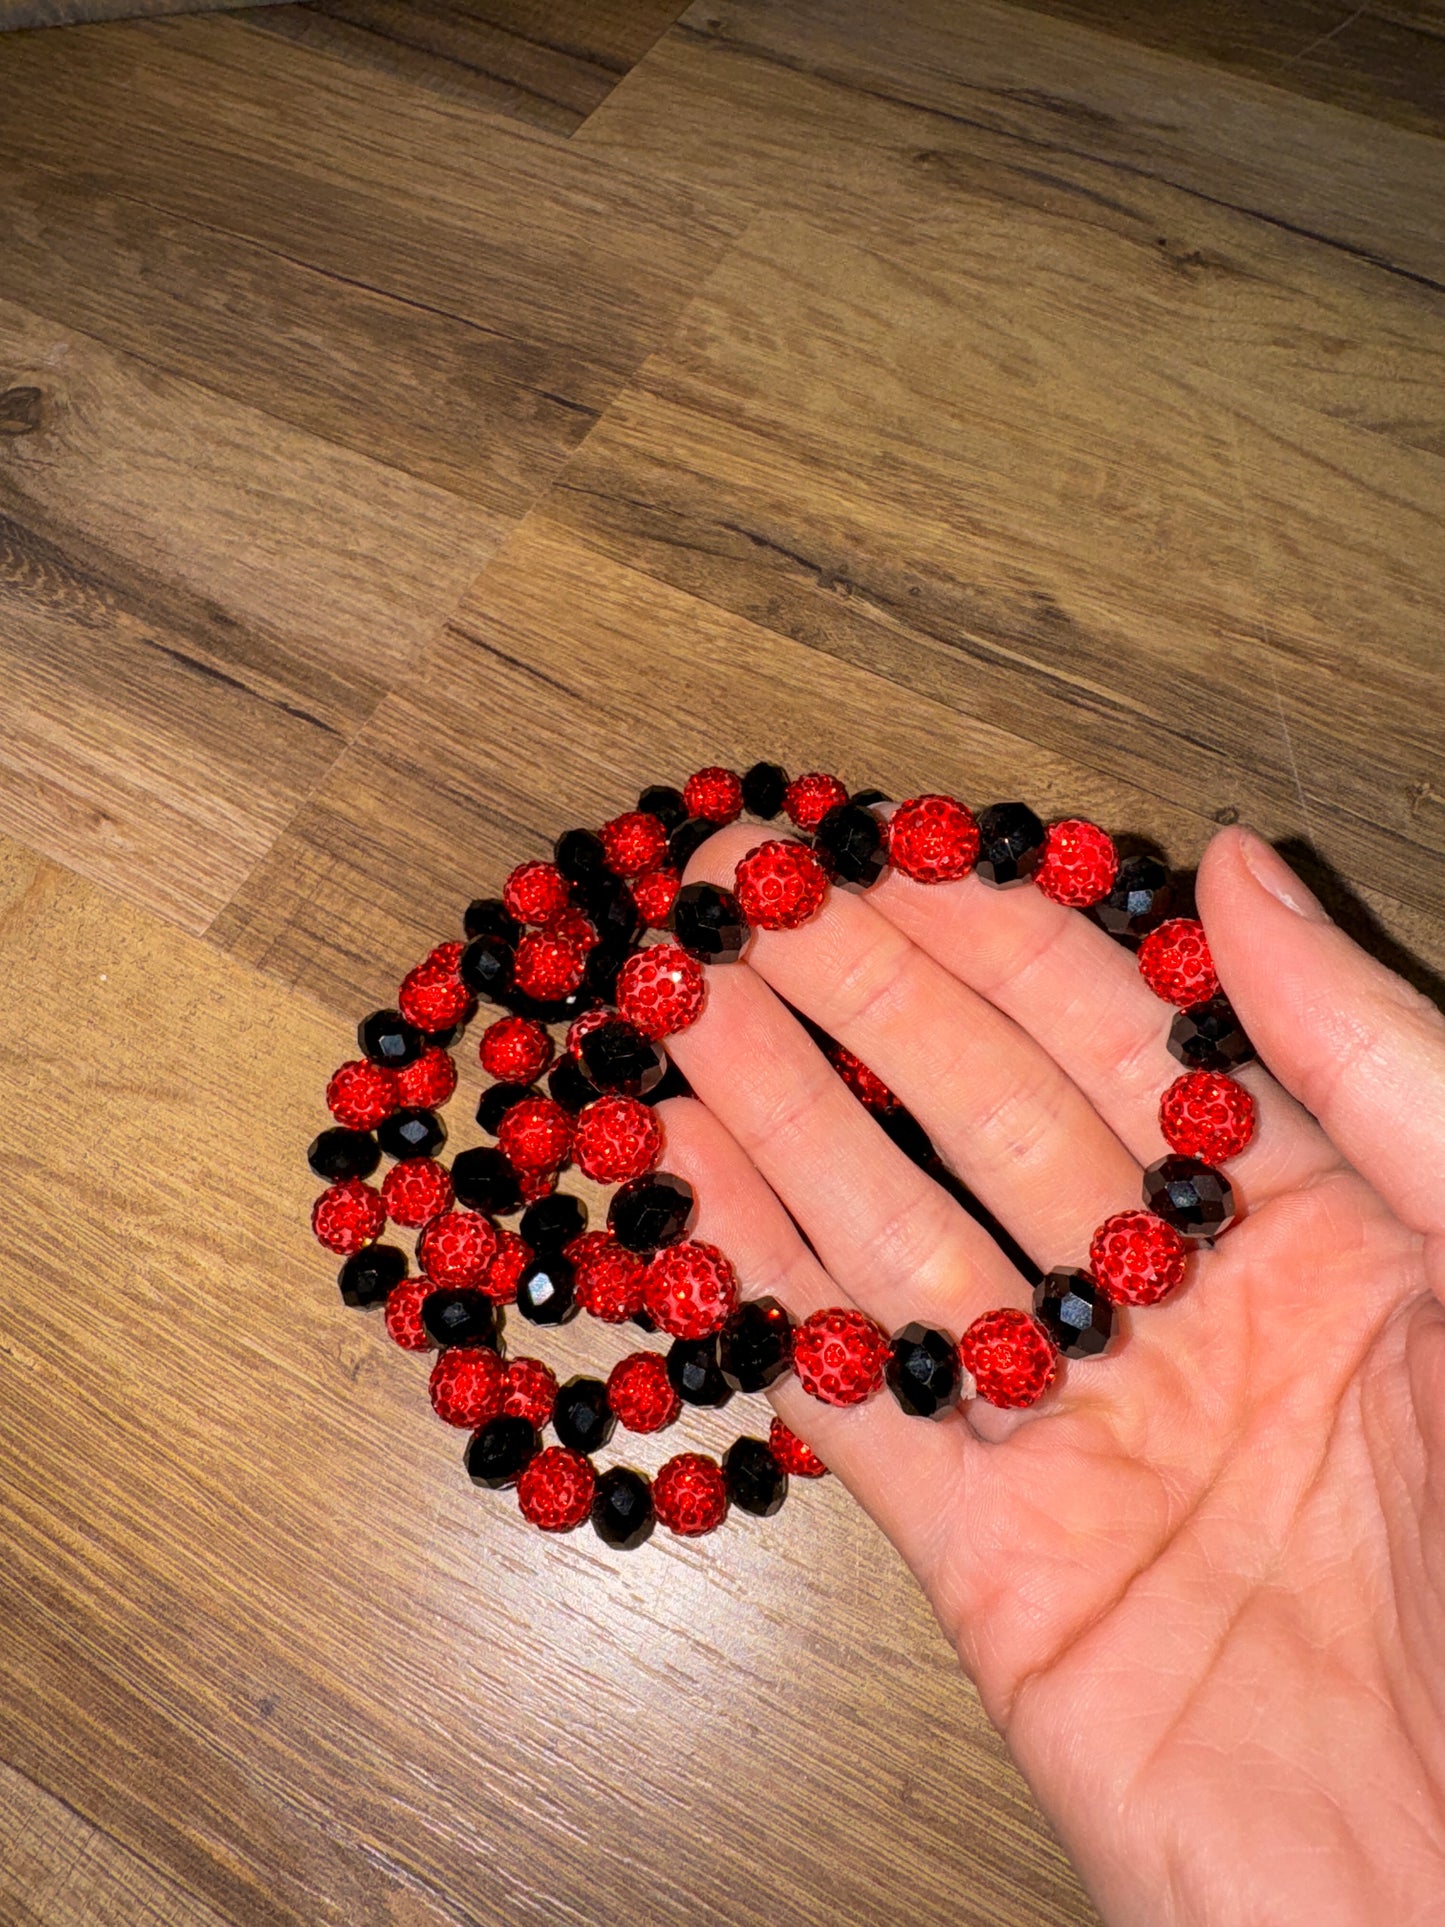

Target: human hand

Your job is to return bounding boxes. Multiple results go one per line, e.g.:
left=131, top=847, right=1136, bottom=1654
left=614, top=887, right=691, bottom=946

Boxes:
left=657, top=821, right=1445, bottom=1927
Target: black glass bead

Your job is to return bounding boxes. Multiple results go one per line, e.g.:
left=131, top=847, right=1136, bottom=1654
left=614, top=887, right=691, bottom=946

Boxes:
left=814, top=801, right=889, bottom=889
left=638, top=1057, right=692, bottom=1107
left=741, top=761, right=788, bottom=819
left=850, top=788, right=891, bottom=810
left=1090, top=853, right=1174, bottom=945
left=673, top=881, right=749, bottom=963
left=572, top=870, right=641, bottom=948
left=308, top=1126, right=380, bottom=1183
left=878, top=1104, right=935, bottom=1167
left=609, top=1173, right=697, bottom=1254
left=553, top=826, right=608, bottom=884
left=724, top=1436, right=787, bottom=1517
left=582, top=944, right=627, bottom=1004
left=428, top=1024, right=462, bottom=1051
left=553, top=1376, right=616, bottom=1453
left=463, top=897, right=521, bottom=945
left=1144, top=1155, right=1236, bottom=1240
left=578, top=1019, right=666, bottom=1097
left=520, top=1192, right=586, bottom=1253
left=1168, top=996, right=1257, bottom=1073
left=477, top=1081, right=538, bottom=1134
left=1033, top=1267, right=1115, bottom=1358
left=459, top=935, right=514, bottom=1004
left=357, top=1008, right=425, bottom=1069
left=718, top=1296, right=794, bottom=1393
left=337, top=1243, right=407, bottom=1308
left=666, top=1334, right=733, bottom=1408
left=466, top=1416, right=539, bottom=1489
left=450, top=1146, right=523, bottom=1217
left=669, top=816, right=718, bottom=870
left=885, top=1323, right=961, bottom=1418
left=420, top=1288, right=498, bottom=1350
left=591, top=1467, right=655, bottom=1549
left=975, top=802, right=1047, bottom=887
left=638, top=784, right=688, bottom=832
left=631, top=1308, right=657, bottom=1333
left=548, top=1054, right=595, bottom=1114
left=515, top=1253, right=578, bottom=1325
left=376, top=1107, right=446, bottom=1161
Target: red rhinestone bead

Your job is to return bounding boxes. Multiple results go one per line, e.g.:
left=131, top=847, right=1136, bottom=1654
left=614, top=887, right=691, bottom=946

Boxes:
left=380, top=1156, right=454, bottom=1229
left=496, top=1096, right=573, bottom=1174
left=653, top=1453, right=728, bottom=1536
left=326, top=1058, right=399, bottom=1130
left=783, top=771, right=848, bottom=832
left=734, top=840, right=829, bottom=930
left=643, top=1240, right=739, bottom=1339
left=503, top=1355, right=558, bottom=1428
left=599, top=811, right=670, bottom=878
left=607, top=1351, right=681, bottom=1432
left=569, top=1233, right=647, bottom=1323
left=311, top=1178, right=385, bottom=1254
left=1138, top=918, right=1219, bottom=1007
left=398, top=958, right=472, bottom=1033
left=427, top=940, right=465, bottom=974
left=384, top=1276, right=438, bottom=1351
left=1089, top=1209, right=1188, bottom=1306
left=544, top=906, right=598, bottom=955
left=482, top=1228, right=531, bottom=1304
left=479, top=1014, right=554, bottom=1084
left=511, top=932, right=585, bottom=1002
left=395, top=1045, right=457, bottom=1110
left=769, top=1418, right=828, bottom=1478
left=1159, top=1070, right=1256, bottom=1162
left=1035, top=819, right=1119, bottom=908
left=502, top=860, right=571, bottom=926
left=519, top=1169, right=556, bottom=1204
left=566, top=1009, right=614, bottom=1062
left=824, top=1040, right=898, bottom=1113
left=429, top=1346, right=505, bottom=1429
left=417, top=1209, right=498, bottom=1287
left=959, top=1308, right=1058, bottom=1409
left=887, top=795, right=980, bottom=884
left=615, top=943, right=706, bottom=1040
left=631, top=867, right=681, bottom=928
left=792, top=1307, right=890, bottom=1406
left=517, top=1446, right=596, bottom=1531
left=683, top=766, right=744, bottom=825
left=573, top=1095, right=663, bottom=1184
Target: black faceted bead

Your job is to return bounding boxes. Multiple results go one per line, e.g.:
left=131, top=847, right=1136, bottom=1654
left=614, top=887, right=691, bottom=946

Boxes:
left=667, top=1334, right=733, bottom=1407
left=1168, top=996, right=1257, bottom=1073
left=357, top=1008, right=425, bottom=1069
left=450, top=1146, right=523, bottom=1217
left=669, top=816, right=718, bottom=870
left=975, top=802, right=1047, bottom=887
left=421, top=1288, right=498, bottom=1350
left=638, top=784, right=688, bottom=832
left=741, top=761, right=789, bottom=819
left=1143, top=1156, right=1236, bottom=1239
left=1033, top=1268, right=1115, bottom=1359
left=719, top=1296, right=794, bottom=1393
left=337, top=1243, right=407, bottom=1308
left=631, top=1307, right=658, bottom=1333
left=578, top=1019, right=666, bottom=1097
left=583, top=944, right=627, bottom=1005
left=552, top=1376, right=616, bottom=1453
left=547, top=1054, right=595, bottom=1114
left=459, top=935, right=514, bottom=1004
left=463, top=897, right=521, bottom=945
left=878, top=1104, right=935, bottom=1167
left=724, top=1436, right=787, bottom=1517
left=376, top=1107, right=446, bottom=1161
left=515, top=1253, right=578, bottom=1325
left=572, top=870, right=641, bottom=947
left=505, top=983, right=594, bottom=1029
left=673, top=881, right=749, bottom=962
left=638, top=1057, right=692, bottom=1107
left=814, top=801, right=888, bottom=889
left=850, top=788, right=891, bottom=809
left=1090, top=853, right=1174, bottom=945
left=308, top=1127, right=380, bottom=1183
left=466, top=1416, right=539, bottom=1489
left=477, top=1081, right=538, bottom=1134
left=591, top=1467, right=655, bottom=1548
left=553, top=826, right=608, bottom=884
left=521, top=1192, right=586, bottom=1253
left=609, top=1173, right=697, bottom=1254
left=885, top=1323, right=961, bottom=1419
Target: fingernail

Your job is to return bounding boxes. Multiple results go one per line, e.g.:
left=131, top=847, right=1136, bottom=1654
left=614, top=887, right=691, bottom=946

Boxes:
left=1237, top=829, right=1331, bottom=922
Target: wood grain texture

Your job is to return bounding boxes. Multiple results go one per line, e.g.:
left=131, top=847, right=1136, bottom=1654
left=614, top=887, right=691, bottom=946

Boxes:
left=0, top=837, right=1092, bottom=1927
left=0, top=0, right=284, bottom=26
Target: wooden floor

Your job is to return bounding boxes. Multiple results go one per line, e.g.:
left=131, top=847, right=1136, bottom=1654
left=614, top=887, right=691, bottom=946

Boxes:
left=1, top=3, right=1442, bottom=1923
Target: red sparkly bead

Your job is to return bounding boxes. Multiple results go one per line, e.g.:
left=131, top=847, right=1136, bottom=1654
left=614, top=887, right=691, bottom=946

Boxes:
left=1159, top=1070, right=1256, bottom=1162
left=384, top=1276, right=438, bottom=1352
left=380, top=1156, right=454, bottom=1229
left=631, top=867, right=681, bottom=928
left=653, top=1453, right=729, bottom=1536
left=959, top=1308, right=1058, bottom=1409
left=511, top=931, right=585, bottom=1002
left=496, top=1096, right=573, bottom=1174
left=607, top=1351, right=681, bottom=1432
left=427, top=940, right=465, bottom=975
left=429, top=1345, right=505, bottom=1428
left=1089, top=1209, right=1188, bottom=1307
left=502, top=860, right=571, bottom=926
left=503, top=1355, right=558, bottom=1428
left=398, top=958, right=472, bottom=1033
left=479, top=1014, right=554, bottom=1083
left=417, top=1209, right=498, bottom=1287
left=615, top=942, right=707, bottom=1040
left=768, top=1418, right=828, bottom=1478
left=824, top=1040, right=898, bottom=1113
left=599, top=811, right=670, bottom=878
left=516, top=1446, right=596, bottom=1532
left=395, top=1045, right=457, bottom=1109
left=792, top=1307, right=890, bottom=1406
left=683, top=766, right=744, bottom=825
left=573, top=1095, right=663, bottom=1184
left=887, top=795, right=980, bottom=884
left=783, top=771, right=848, bottom=833
left=1138, top=918, right=1219, bottom=1008
left=734, top=840, right=829, bottom=930
left=566, top=1009, right=614, bottom=1062
left=481, top=1228, right=531, bottom=1304
left=311, top=1178, right=385, bottom=1254
left=569, top=1232, right=647, bottom=1323
left=519, top=1169, right=556, bottom=1204
left=544, top=906, right=598, bottom=955
left=1035, top=819, right=1119, bottom=908
left=326, top=1058, right=398, bottom=1130
left=643, top=1240, right=738, bottom=1339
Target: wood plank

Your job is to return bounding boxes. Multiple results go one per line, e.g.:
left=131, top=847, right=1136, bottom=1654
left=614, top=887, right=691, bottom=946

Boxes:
left=0, top=1, right=284, bottom=26
left=0, top=836, right=1093, bottom=1927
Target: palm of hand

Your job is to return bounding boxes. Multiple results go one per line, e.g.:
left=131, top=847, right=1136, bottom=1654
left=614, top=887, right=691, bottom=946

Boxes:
left=660, top=823, right=1445, bottom=1926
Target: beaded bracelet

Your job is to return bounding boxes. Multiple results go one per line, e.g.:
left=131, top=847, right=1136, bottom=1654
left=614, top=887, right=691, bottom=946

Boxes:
left=307, top=763, right=1257, bottom=1549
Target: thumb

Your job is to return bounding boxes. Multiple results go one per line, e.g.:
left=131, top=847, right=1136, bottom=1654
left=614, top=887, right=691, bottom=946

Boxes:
left=1197, top=826, right=1445, bottom=1239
